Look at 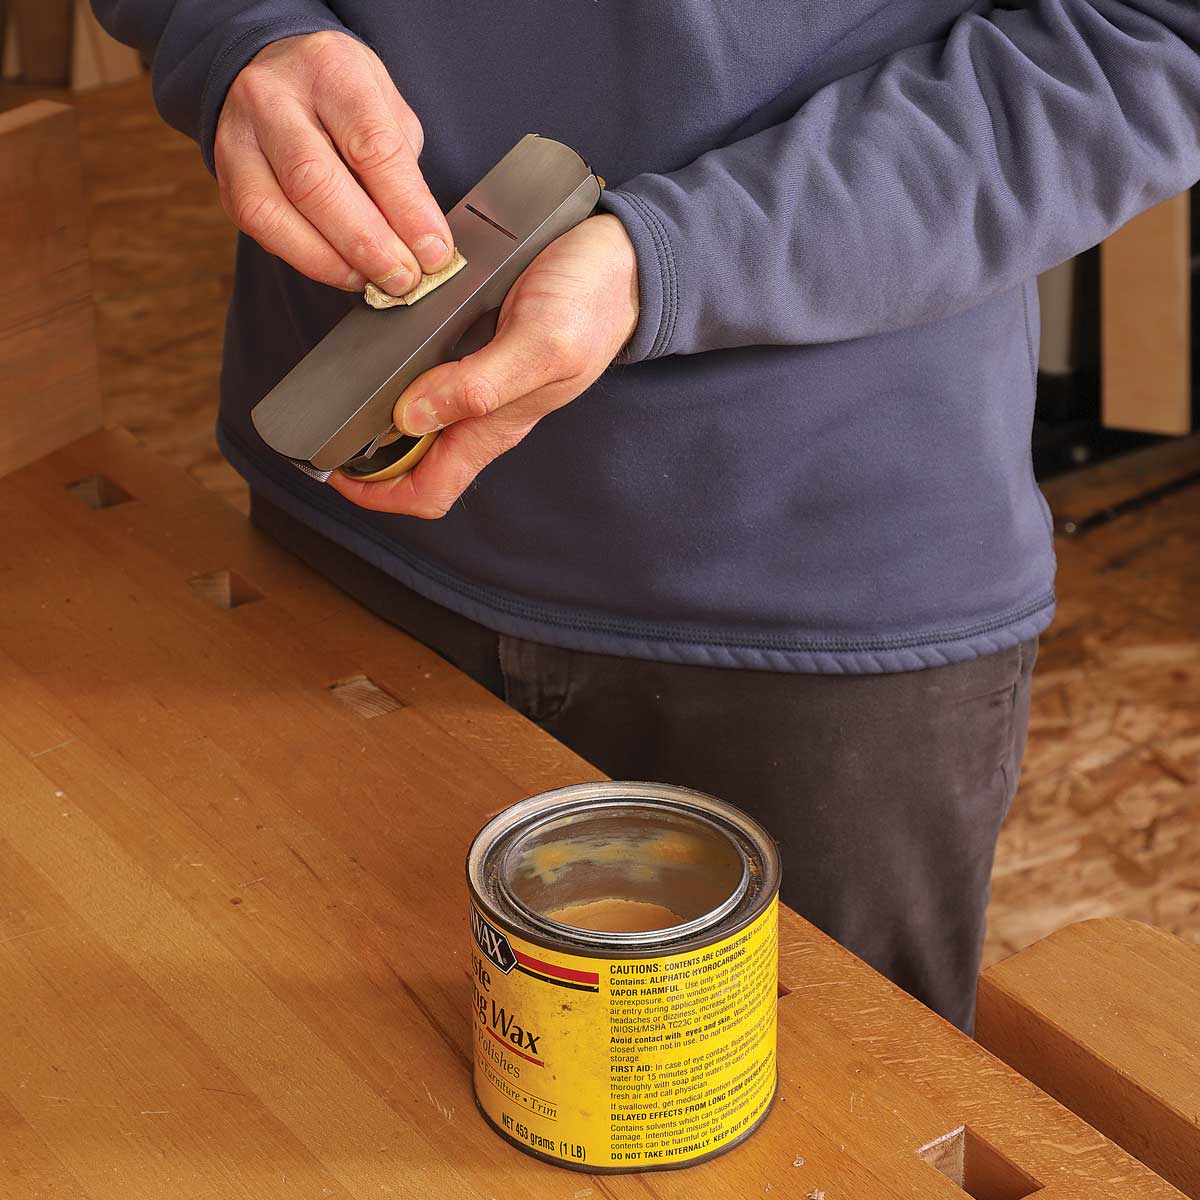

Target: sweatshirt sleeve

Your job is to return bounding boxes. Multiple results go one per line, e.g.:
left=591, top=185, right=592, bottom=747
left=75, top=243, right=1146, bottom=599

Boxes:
left=90, top=1, right=356, bottom=172
left=599, top=0, right=1200, bottom=363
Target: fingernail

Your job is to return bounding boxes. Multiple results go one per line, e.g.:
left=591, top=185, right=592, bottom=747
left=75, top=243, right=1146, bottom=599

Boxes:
left=376, top=263, right=415, bottom=297
left=412, top=234, right=451, bottom=273
left=345, top=269, right=368, bottom=291
left=401, top=396, right=442, bottom=436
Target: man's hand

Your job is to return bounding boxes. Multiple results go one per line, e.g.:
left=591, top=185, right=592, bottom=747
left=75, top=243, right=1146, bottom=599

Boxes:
left=328, top=213, right=640, bottom=519
left=215, top=31, right=454, bottom=295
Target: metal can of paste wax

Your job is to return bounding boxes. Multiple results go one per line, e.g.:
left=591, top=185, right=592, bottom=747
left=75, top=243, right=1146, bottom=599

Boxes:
left=466, top=781, right=780, bottom=1172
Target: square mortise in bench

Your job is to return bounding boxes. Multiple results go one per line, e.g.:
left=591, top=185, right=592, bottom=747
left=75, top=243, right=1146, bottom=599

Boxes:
left=188, top=570, right=262, bottom=610
left=328, top=674, right=405, bottom=719
left=917, top=1127, right=1042, bottom=1200
left=65, top=475, right=132, bottom=510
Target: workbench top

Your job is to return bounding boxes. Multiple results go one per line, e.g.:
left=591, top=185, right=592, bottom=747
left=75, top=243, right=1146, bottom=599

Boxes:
left=0, top=431, right=1184, bottom=1198
left=979, top=918, right=1200, bottom=1198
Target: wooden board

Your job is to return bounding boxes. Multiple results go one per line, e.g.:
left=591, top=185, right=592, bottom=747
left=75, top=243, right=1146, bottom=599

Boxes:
left=0, top=4, right=142, bottom=89
left=70, top=3, right=142, bottom=92
left=0, top=428, right=1188, bottom=1199
left=6, top=0, right=72, bottom=84
left=1102, top=193, right=1193, bottom=436
left=0, top=100, right=101, bottom=478
left=978, top=919, right=1200, bottom=1198
left=1, top=8, right=14, bottom=81
left=36, top=75, right=245, bottom=507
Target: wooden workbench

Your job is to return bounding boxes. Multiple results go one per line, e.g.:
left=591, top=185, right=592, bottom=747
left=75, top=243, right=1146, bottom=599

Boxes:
left=0, top=430, right=1188, bottom=1199
left=978, top=919, right=1200, bottom=1198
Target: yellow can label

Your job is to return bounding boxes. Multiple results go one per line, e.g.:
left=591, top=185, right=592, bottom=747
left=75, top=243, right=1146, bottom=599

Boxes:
left=470, top=898, right=778, bottom=1170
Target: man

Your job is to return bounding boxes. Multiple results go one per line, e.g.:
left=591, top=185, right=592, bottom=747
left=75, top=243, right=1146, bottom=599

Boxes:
left=94, top=0, right=1199, bottom=1032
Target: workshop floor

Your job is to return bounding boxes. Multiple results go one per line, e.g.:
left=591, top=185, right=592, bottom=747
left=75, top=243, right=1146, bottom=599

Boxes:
left=21, top=78, right=1200, bottom=967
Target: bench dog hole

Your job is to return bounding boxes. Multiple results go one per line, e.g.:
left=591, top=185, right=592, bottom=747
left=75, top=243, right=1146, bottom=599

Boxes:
left=328, top=674, right=405, bottom=719
left=65, top=475, right=132, bottom=510
left=917, top=1126, right=1043, bottom=1200
left=188, top=569, right=262, bottom=611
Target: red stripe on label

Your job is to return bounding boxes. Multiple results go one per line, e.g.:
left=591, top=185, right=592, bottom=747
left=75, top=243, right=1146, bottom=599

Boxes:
left=485, top=1023, right=544, bottom=1066
left=513, top=949, right=600, bottom=985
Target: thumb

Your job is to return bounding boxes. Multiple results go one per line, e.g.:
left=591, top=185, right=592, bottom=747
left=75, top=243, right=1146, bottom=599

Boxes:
left=395, top=312, right=571, bottom=436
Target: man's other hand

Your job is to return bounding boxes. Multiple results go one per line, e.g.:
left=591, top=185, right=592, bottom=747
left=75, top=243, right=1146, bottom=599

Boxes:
left=215, top=31, right=454, bottom=295
left=328, top=214, right=640, bottom=518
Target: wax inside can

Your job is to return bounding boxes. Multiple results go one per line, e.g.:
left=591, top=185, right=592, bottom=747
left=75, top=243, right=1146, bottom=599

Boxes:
left=503, top=804, right=747, bottom=940
left=543, top=897, right=685, bottom=933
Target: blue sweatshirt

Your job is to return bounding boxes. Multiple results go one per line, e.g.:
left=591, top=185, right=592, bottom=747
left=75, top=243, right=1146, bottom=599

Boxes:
left=95, top=1, right=1200, bottom=673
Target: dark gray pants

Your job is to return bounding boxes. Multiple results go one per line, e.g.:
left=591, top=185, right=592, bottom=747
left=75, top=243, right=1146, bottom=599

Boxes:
left=252, top=494, right=1035, bottom=1033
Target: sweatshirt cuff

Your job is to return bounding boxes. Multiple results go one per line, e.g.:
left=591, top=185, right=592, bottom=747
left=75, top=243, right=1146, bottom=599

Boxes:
left=194, top=15, right=360, bottom=173
left=598, top=187, right=678, bottom=364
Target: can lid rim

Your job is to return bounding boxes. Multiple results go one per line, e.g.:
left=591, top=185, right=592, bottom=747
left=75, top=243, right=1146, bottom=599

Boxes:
left=467, top=782, right=781, bottom=954
left=496, top=801, right=751, bottom=946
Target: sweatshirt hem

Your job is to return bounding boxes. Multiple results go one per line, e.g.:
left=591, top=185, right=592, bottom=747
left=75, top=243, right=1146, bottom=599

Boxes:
left=220, top=419, right=1056, bottom=675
